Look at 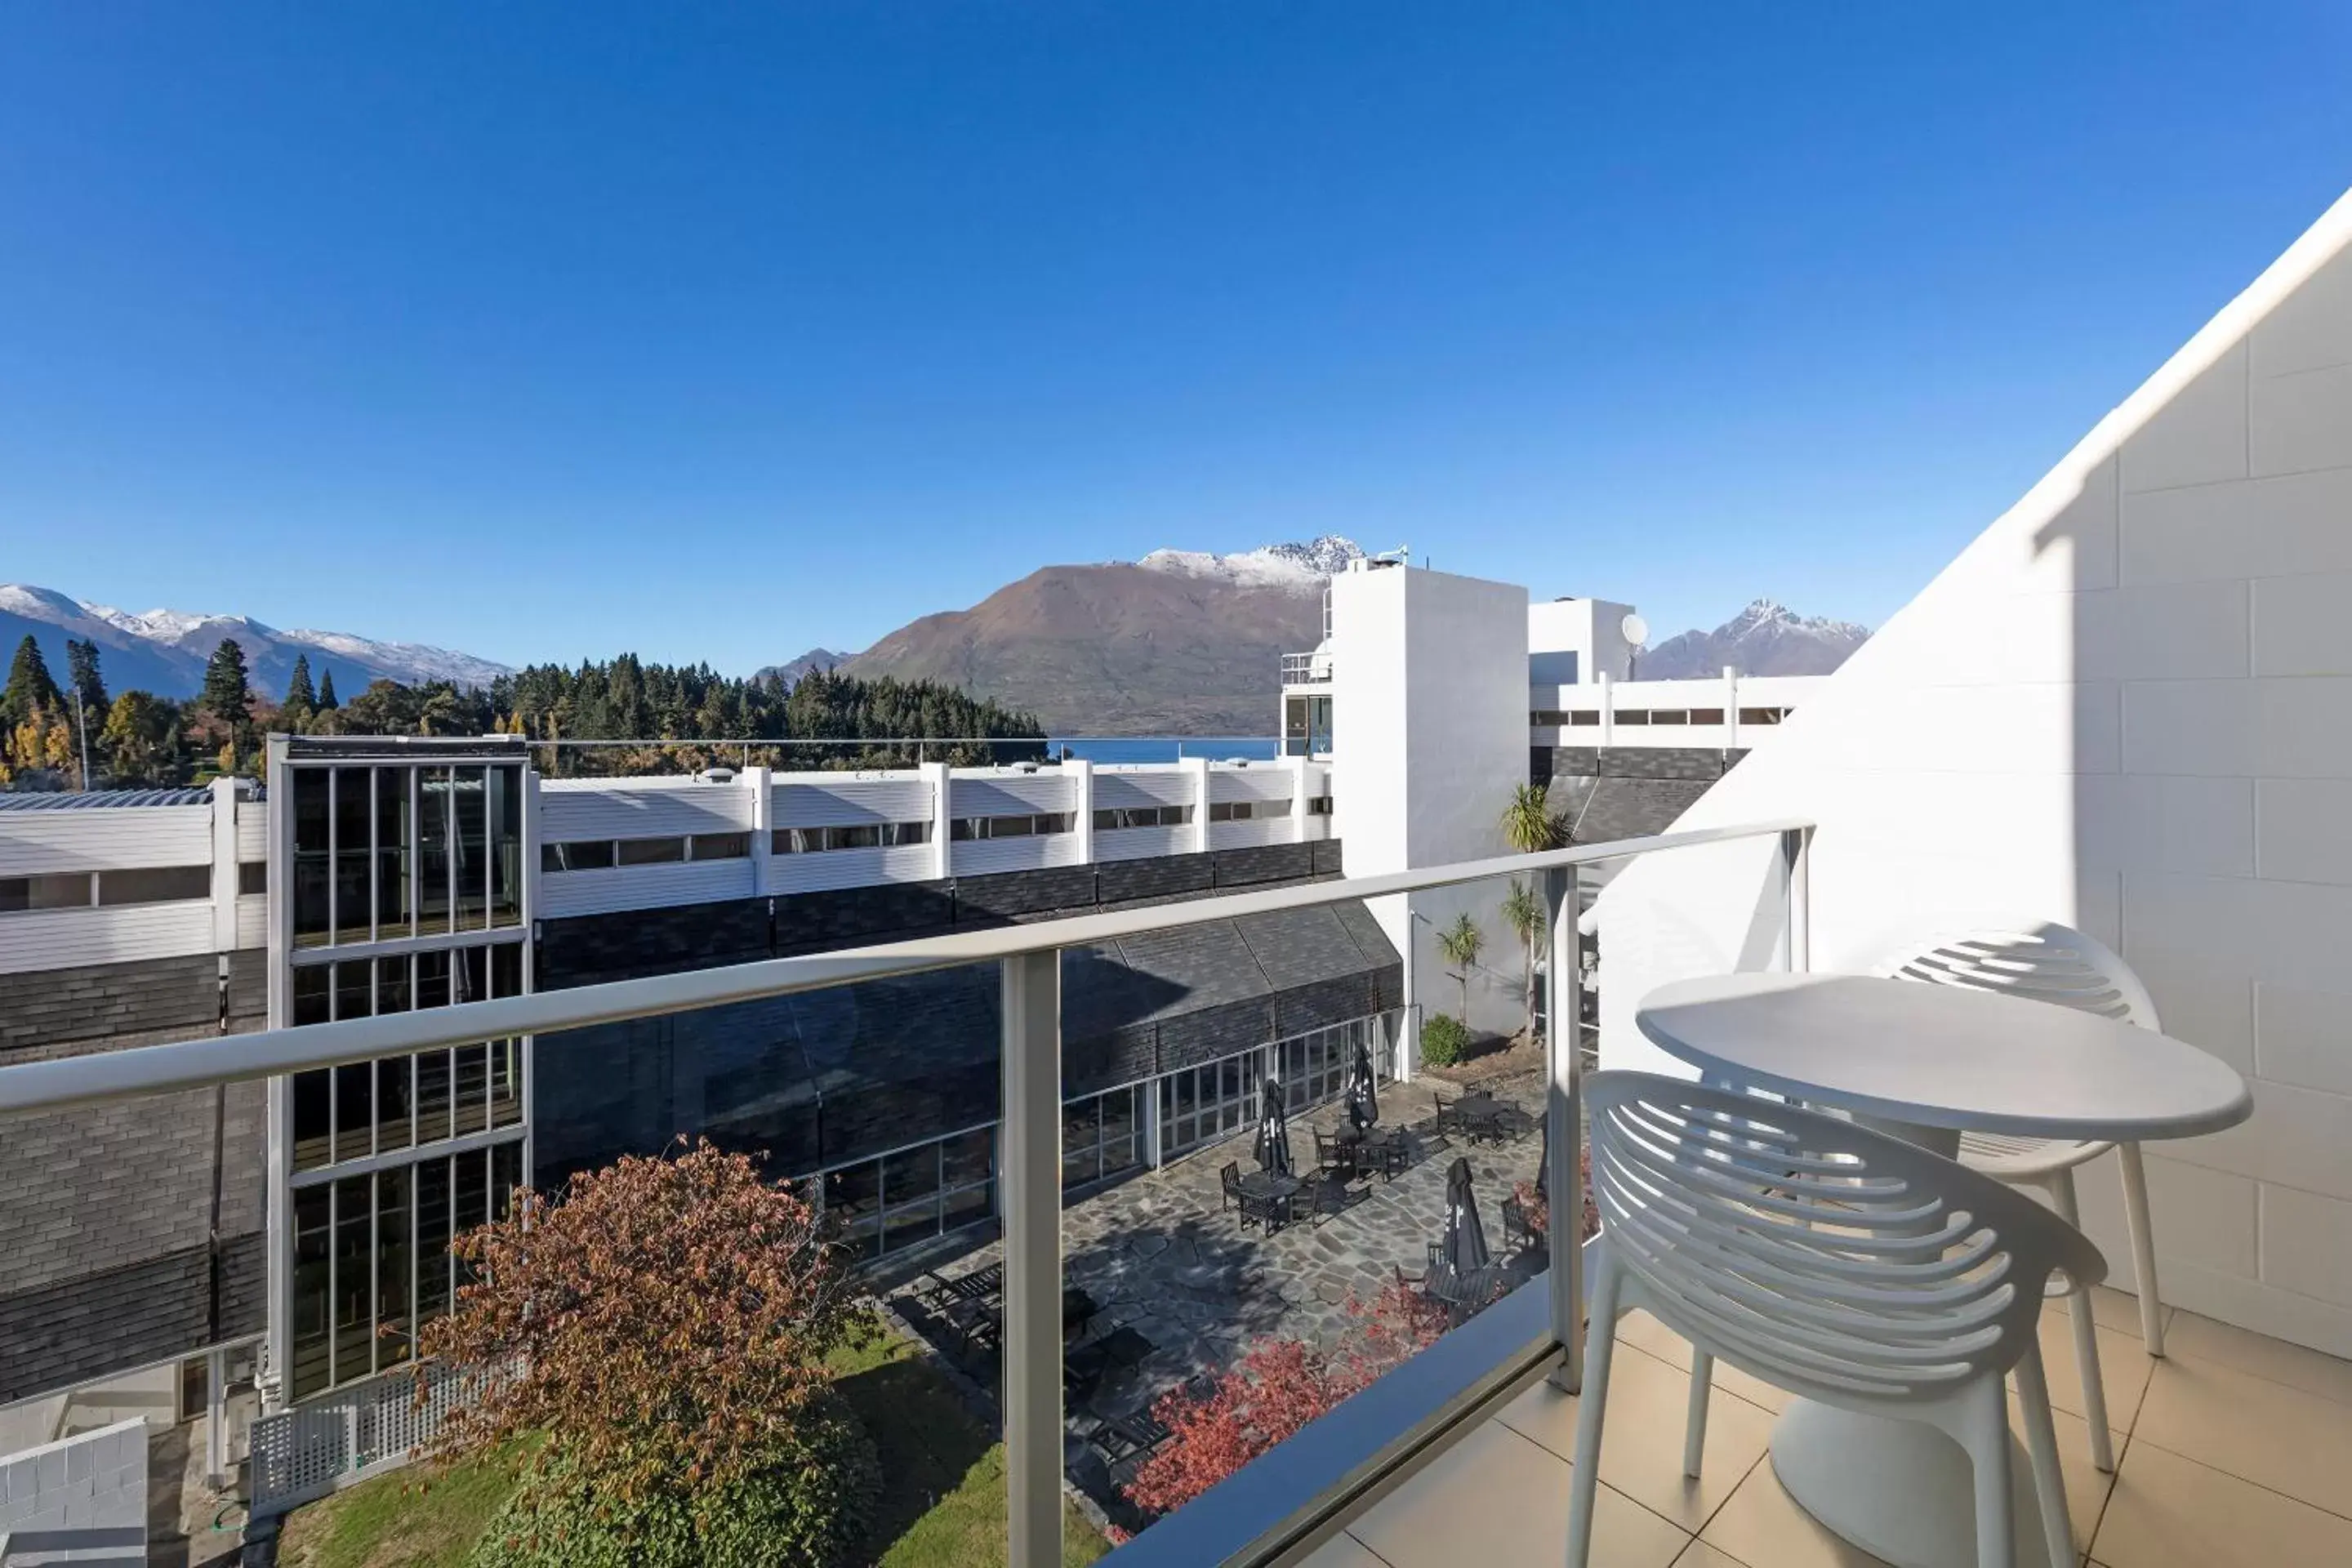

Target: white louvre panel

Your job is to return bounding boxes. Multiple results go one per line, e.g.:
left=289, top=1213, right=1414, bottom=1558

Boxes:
left=773, top=777, right=933, bottom=829
left=950, top=775, right=1075, bottom=818
left=767, top=843, right=936, bottom=894
left=1209, top=817, right=1295, bottom=852
left=1093, top=770, right=1193, bottom=811
left=0, top=902, right=214, bottom=976
left=537, top=780, right=754, bottom=842
left=235, top=811, right=268, bottom=865
left=1207, top=768, right=1294, bottom=804
left=534, top=858, right=756, bottom=919
left=236, top=893, right=269, bottom=949
left=0, top=805, right=212, bottom=876
left=952, top=832, right=1085, bottom=876
left=1093, top=824, right=1187, bottom=862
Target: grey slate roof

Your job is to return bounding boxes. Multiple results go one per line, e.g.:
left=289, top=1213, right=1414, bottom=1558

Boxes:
left=0, top=788, right=215, bottom=810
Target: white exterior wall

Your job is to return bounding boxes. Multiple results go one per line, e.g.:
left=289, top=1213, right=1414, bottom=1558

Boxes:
left=1332, top=565, right=1532, bottom=1044
left=1597, top=188, right=2352, bottom=1358
left=0, top=795, right=261, bottom=976
left=0, top=1418, right=145, bottom=1563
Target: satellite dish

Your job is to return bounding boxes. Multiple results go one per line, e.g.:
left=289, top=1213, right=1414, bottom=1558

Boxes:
left=1620, top=612, right=1649, bottom=648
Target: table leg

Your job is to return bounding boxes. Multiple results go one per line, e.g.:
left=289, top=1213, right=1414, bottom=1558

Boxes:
left=1771, top=1399, right=2058, bottom=1568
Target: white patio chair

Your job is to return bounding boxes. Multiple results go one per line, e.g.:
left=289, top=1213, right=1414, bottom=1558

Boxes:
left=1868, top=917, right=2163, bottom=1472
left=1567, top=1071, right=2101, bottom=1568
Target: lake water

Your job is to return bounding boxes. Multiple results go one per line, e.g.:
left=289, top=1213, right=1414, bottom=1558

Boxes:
left=1050, top=736, right=1281, bottom=764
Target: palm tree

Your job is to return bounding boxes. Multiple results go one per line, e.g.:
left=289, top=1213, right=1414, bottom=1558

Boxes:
left=1500, top=880, right=1545, bottom=1041
left=1500, top=781, right=1567, bottom=855
left=1435, top=911, right=1485, bottom=1028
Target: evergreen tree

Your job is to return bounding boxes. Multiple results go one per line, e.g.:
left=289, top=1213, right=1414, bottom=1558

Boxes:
left=284, top=653, right=317, bottom=711
left=316, top=668, right=339, bottom=710
left=2, top=635, right=61, bottom=728
left=200, top=639, right=252, bottom=724
left=65, top=638, right=107, bottom=715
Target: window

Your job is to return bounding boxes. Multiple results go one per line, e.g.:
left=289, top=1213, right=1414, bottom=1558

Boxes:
left=1690, top=709, right=1726, bottom=725
left=773, top=822, right=928, bottom=853
left=951, top=813, right=1073, bottom=840
left=1615, top=710, right=1650, bottom=726
left=1739, top=706, right=1785, bottom=725
left=541, top=840, right=617, bottom=873
left=617, top=836, right=686, bottom=866
left=1568, top=710, right=1600, bottom=727
left=1307, top=795, right=1334, bottom=816
left=1530, top=710, right=1570, bottom=727
left=238, top=861, right=268, bottom=896
left=96, top=865, right=212, bottom=906
left=1650, top=710, right=1689, bottom=726
left=1091, top=804, right=1192, bottom=831
left=1209, top=800, right=1286, bottom=823
left=688, top=832, right=750, bottom=861
left=0, top=872, right=93, bottom=912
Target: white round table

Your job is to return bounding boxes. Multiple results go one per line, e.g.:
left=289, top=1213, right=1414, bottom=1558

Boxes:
left=1633, top=972, right=2252, bottom=1568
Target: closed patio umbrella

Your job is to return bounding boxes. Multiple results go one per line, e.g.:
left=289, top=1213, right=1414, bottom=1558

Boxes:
left=1346, top=1036, right=1380, bottom=1131
left=1255, top=1074, right=1293, bottom=1177
left=1441, top=1156, right=1491, bottom=1279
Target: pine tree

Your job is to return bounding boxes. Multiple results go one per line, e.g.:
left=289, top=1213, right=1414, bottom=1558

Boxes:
left=65, top=638, right=107, bottom=715
left=2, top=635, right=61, bottom=728
left=282, top=653, right=317, bottom=725
left=316, top=668, right=339, bottom=710
left=200, top=639, right=252, bottom=725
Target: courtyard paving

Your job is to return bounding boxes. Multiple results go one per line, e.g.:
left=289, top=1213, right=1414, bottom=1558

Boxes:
left=888, top=1066, right=1552, bottom=1475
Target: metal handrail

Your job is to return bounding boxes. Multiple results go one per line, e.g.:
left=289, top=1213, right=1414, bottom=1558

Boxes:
left=0, top=814, right=1812, bottom=1568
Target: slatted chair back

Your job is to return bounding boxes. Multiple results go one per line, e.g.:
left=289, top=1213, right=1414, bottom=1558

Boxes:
left=1584, top=1070, right=2105, bottom=1410
left=1864, top=917, right=2158, bottom=1030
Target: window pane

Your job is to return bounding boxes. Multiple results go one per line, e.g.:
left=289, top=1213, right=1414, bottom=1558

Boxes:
left=290, top=1185, right=332, bottom=1400
left=332, top=960, right=371, bottom=1024
left=292, top=768, right=330, bottom=945
left=1102, top=1087, right=1140, bottom=1176
left=455, top=945, right=488, bottom=1005
left=414, top=1156, right=452, bottom=1321
left=333, top=768, right=372, bottom=942
left=992, top=815, right=1033, bottom=838
left=488, top=1040, right=523, bottom=1129
left=375, top=767, right=412, bottom=939
left=292, top=1070, right=332, bottom=1173
left=942, top=1180, right=991, bottom=1235
left=96, top=865, right=210, bottom=906
left=332, top=1176, right=373, bottom=1388
left=490, top=942, right=523, bottom=999
left=292, top=964, right=330, bottom=1027
left=491, top=1139, right=523, bottom=1223
left=414, top=950, right=452, bottom=1010
left=334, top=1061, right=372, bottom=1163
left=454, top=1149, right=488, bottom=1238
left=376, top=1165, right=412, bottom=1370
left=488, top=766, right=522, bottom=928
left=824, top=1162, right=879, bottom=1230
left=884, top=1143, right=939, bottom=1206
left=941, top=1129, right=991, bottom=1191
left=416, top=1049, right=454, bottom=1144
left=456, top=1044, right=489, bottom=1136
left=617, top=837, right=684, bottom=866
left=452, top=767, right=488, bottom=931
left=417, top=768, right=452, bottom=936
left=691, top=832, right=749, bottom=861
left=883, top=1203, right=938, bottom=1255
left=376, top=1056, right=414, bottom=1153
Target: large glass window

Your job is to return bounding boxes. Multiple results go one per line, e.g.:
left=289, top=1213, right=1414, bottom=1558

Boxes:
left=488, top=766, right=522, bottom=927
left=290, top=1186, right=332, bottom=1399
left=418, top=768, right=453, bottom=936
left=452, top=767, right=488, bottom=932
left=95, top=866, right=211, bottom=906
left=292, top=768, right=330, bottom=945
left=376, top=767, right=412, bottom=940
left=333, top=768, right=372, bottom=942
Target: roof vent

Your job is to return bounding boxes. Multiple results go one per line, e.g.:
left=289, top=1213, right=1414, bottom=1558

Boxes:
left=696, top=767, right=737, bottom=784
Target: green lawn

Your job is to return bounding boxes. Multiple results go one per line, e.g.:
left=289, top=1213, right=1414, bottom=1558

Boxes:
left=274, top=1331, right=1109, bottom=1568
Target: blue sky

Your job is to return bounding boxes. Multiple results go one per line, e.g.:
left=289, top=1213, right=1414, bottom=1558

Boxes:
left=2, top=3, right=2349, bottom=675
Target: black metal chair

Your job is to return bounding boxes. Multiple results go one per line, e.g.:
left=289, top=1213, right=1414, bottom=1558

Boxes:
left=1219, top=1161, right=1245, bottom=1216
left=1313, top=1129, right=1355, bottom=1181
left=1502, top=1193, right=1535, bottom=1254
left=1236, top=1184, right=1287, bottom=1233
left=1431, top=1094, right=1459, bottom=1138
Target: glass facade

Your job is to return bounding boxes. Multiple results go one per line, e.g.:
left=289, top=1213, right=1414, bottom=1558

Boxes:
left=1062, top=1084, right=1144, bottom=1190
left=284, top=754, right=530, bottom=1402
left=817, top=1125, right=995, bottom=1263
left=1158, top=1017, right=1392, bottom=1160
left=293, top=764, right=523, bottom=948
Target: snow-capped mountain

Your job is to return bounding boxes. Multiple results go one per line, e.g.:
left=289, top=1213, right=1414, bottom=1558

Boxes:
left=0, top=583, right=512, bottom=701
left=1135, top=534, right=1368, bottom=590
left=1638, top=599, right=1872, bottom=679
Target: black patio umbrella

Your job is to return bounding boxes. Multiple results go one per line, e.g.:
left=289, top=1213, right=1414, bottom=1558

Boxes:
left=1345, top=1036, right=1380, bottom=1131
left=1254, top=1074, right=1294, bottom=1177
left=1441, top=1156, right=1491, bottom=1279
left=1535, top=1111, right=1549, bottom=1192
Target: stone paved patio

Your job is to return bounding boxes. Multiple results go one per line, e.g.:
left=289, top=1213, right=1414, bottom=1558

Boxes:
left=887, top=1067, right=1552, bottom=1485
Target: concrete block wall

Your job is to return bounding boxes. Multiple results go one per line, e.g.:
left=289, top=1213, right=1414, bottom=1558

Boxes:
left=0, top=1418, right=145, bottom=1566
left=1597, top=187, right=2352, bottom=1357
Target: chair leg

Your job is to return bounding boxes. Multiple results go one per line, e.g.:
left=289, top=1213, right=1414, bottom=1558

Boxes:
left=2118, top=1142, right=2167, bottom=1356
left=1564, top=1259, right=1623, bottom=1568
left=2014, top=1341, right=2076, bottom=1568
left=2047, top=1169, right=2115, bottom=1473
left=1962, top=1378, right=2016, bottom=1568
left=1683, top=1350, right=1713, bottom=1479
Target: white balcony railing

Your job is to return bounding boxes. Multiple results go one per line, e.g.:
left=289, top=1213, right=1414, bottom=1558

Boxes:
left=1280, top=650, right=1334, bottom=685
left=0, top=817, right=1811, bottom=1567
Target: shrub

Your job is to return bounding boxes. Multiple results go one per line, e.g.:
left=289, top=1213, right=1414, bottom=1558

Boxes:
left=470, top=1392, right=880, bottom=1568
left=1420, top=1013, right=1472, bottom=1068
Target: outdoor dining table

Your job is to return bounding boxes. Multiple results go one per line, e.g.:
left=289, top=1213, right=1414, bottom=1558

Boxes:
left=1337, top=1125, right=1409, bottom=1178
left=1635, top=972, right=2252, bottom=1568
left=1236, top=1170, right=1305, bottom=1229
left=1451, top=1093, right=1510, bottom=1143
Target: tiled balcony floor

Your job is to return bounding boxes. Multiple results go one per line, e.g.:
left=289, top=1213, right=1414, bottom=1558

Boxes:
left=1304, top=1287, right=2352, bottom=1568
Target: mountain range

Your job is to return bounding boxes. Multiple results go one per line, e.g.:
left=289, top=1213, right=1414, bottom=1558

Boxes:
left=6, top=552, right=1870, bottom=730
left=0, top=584, right=513, bottom=702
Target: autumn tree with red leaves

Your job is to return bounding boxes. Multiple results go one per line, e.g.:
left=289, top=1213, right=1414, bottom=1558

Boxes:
left=1122, top=1277, right=1450, bottom=1516
left=416, top=1140, right=879, bottom=1566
